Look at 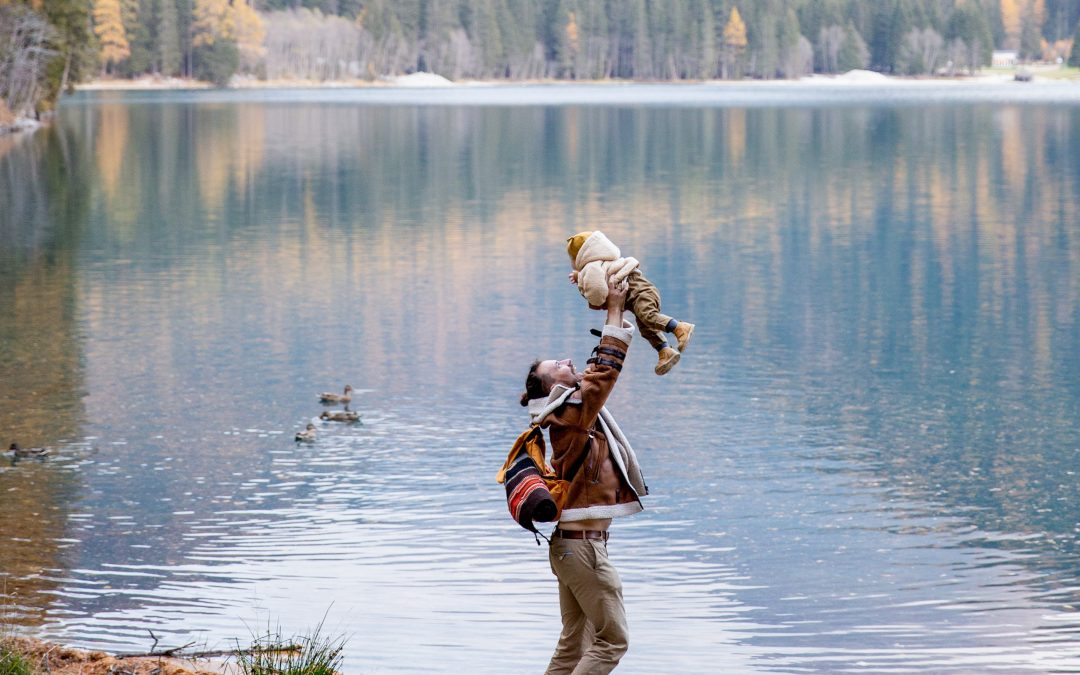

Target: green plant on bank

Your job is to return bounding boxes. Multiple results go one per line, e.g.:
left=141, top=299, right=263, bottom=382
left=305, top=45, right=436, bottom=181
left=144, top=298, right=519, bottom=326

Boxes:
left=0, top=648, right=34, bottom=675
left=0, top=582, right=31, bottom=675
left=232, top=618, right=345, bottom=675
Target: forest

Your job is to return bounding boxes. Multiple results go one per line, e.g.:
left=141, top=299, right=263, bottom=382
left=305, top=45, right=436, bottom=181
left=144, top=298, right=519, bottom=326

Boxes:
left=2, top=0, right=1080, bottom=119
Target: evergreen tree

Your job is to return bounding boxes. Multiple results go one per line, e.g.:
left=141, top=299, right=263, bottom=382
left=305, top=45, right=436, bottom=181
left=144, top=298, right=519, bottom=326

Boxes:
left=946, top=1, right=993, bottom=72
left=40, top=0, right=94, bottom=100
left=746, top=1, right=780, bottom=77
left=157, top=0, right=181, bottom=76
left=125, top=0, right=154, bottom=74
left=839, top=20, right=870, bottom=71
left=1069, top=18, right=1080, bottom=66
left=631, top=0, right=651, bottom=78
left=193, top=39, right=237, bottom=85
left=1019, top=1, right=1043, bottom=60
left=777, top=8, right=803, bottom=77
left=871, top=0, right=913, bottom=73
left=697, top=0, right=716, bottom=79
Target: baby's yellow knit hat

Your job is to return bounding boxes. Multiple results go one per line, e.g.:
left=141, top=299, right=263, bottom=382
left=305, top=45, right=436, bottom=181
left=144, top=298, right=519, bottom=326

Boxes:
left=566, top=231, right=593, bottom=263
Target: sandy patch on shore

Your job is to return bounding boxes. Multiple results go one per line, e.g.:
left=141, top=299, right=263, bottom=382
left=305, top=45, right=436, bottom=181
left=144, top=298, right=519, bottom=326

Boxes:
left=77, top=75, right=213, bottom=90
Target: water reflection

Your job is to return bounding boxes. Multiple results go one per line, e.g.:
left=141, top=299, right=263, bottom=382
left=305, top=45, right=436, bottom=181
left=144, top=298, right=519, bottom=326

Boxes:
left=0, top=89, right=1077, bottom=671
left=0, top=125, right=91, bottom=625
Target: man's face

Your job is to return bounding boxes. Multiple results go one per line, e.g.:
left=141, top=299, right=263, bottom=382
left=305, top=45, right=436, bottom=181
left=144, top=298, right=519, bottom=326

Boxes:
left=538, top=358, right=579, bottom=390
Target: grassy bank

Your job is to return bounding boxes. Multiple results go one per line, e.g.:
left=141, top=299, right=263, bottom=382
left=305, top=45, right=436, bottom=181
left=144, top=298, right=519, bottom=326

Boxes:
left=0, top=636, right=220, bottom=675
left=0, top=624, right=345, bottom=675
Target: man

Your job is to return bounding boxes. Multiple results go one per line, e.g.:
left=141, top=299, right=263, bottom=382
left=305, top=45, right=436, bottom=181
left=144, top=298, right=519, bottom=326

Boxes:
left=519, top=277, right=648, bottom=674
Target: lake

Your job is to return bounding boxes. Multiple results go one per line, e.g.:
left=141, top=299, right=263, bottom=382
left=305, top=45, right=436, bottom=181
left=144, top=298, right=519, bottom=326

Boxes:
left=1, top=83, right=1079, bottom=673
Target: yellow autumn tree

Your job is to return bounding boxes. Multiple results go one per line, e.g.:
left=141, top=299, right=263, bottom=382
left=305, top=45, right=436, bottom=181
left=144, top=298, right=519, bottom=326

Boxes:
left=191, top=0, right=263, bottom=57
left=721, top=6, right=747, bottom=79
left=566, top=11, right=580, bottom=57
left=191, top=0, right=233, bottom=47
left=1000, top=0, right=1021, bottom=47
left=93, top=0, right=130, bottom=70
left=1031, top=0, right=1046, bottom=26
left=233, top=0, right=266, bottom=61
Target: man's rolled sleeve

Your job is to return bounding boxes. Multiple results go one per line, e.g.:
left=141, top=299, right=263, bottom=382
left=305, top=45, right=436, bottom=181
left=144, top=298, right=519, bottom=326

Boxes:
left=578, top=320, right=634, bottom=425
left=601, top=319, right=635, bottom=348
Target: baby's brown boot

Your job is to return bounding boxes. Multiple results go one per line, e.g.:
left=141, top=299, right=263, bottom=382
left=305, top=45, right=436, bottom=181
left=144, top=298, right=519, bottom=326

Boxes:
left=655, top=347, right=681, bottom=375
left=673, top=322, right=695, bottom=353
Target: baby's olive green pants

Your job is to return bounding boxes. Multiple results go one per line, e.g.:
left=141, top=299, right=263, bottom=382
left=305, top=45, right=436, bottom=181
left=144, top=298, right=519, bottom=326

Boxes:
left=626, top=270, right=673, bottom=352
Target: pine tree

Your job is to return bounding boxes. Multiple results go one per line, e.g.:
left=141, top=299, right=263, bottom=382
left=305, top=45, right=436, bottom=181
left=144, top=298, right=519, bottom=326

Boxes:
left=698, top=0, right=715, bottom=79
left=40, top=0, right=94, bottom=98
left=947, top=1, right=994, bottom=72
left=1019, top=0, right=1044, bottom=59
left=94, top=0, right=131, bottom=71
left=125, top=0, right=153, bottom=74
left=871, top=0, right=913, bottom=73
left=157, top=0, right=181, bottom=76
left=839, top=21, right=870, bottom=71
left=777, top=7, right=803, bottom=77
left=631, top=0, right=650, bottom=78
left=743, top=1, right=779, bottom=78
left=1069, top=19, right=1080, bottom=66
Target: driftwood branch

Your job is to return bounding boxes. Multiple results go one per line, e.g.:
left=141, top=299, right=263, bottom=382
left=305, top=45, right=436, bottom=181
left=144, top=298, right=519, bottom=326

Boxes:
left=115, top=641, right=196, bottom=659
left=112, top=631, right=302, bottom=660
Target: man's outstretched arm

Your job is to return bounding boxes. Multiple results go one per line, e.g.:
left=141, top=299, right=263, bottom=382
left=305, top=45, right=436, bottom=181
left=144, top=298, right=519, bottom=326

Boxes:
left=578, top=278, right=633, bottom=425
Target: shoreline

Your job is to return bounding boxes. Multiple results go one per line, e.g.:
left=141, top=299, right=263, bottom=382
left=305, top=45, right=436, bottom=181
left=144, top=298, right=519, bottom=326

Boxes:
left=0, top=114, right=49, bottom=139
left=0, top=636, right=225, bottom=675
left=75, top=67, right=1079, bottom=93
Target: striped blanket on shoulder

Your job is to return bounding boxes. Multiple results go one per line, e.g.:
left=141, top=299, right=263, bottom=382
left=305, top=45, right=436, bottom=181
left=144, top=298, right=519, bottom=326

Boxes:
left=496, top=426, right=559, bottom=535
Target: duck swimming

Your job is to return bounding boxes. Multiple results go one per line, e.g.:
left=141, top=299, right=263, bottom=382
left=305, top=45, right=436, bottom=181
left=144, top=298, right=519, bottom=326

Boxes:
left=8, top=443, right=49, bottom=458
left=319, top=385, right=353, bottom=404
left=295, top=423, right=317, bottom=442
left=320, top=410, right=360, bottom=423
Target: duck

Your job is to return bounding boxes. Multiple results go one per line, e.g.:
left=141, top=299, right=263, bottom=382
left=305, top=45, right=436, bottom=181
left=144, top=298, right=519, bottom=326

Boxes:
left=8, top=443, right=49, bottom=458
left=320, top=410, right=360, bottom=423
left=319, top=385, right=353, bottom=405
left=295, top=423, right=317, bottom=442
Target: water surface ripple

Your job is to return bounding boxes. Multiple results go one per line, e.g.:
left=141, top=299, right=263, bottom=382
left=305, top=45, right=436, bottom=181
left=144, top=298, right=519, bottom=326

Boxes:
left=0, top=86, right=1078, bottom=673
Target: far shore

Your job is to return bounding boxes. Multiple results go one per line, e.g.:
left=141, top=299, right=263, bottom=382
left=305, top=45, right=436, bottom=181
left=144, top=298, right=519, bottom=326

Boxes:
left=1, top=66, right=1073, bottom=138
left=74, top=66, right=1080, bottom=93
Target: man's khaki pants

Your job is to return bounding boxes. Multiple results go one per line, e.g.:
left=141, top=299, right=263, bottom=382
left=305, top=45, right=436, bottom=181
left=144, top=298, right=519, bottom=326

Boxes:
left=545, top=537, right=629, bottom=675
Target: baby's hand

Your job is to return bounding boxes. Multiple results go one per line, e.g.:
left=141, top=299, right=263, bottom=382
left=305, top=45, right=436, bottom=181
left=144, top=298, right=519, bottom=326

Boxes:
left=568, top=271, right=578, bottom=284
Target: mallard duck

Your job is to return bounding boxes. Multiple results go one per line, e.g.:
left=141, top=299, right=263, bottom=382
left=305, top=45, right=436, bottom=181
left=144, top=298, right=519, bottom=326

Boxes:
left=8, top=443, right=49, bottom=458
left=295, top=423, right=317, bottom=442
left=319, top=385, right=353, bottom=404
left=320, top=410, right=360, bottom=423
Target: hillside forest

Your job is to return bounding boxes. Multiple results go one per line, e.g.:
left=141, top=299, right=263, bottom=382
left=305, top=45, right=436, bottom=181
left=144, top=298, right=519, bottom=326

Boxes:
left=2, top=0, right=1080, bottom=119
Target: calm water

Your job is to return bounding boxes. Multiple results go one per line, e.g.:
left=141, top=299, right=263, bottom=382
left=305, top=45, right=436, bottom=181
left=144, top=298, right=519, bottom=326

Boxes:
left=2, top=84, right=1079, bottom=673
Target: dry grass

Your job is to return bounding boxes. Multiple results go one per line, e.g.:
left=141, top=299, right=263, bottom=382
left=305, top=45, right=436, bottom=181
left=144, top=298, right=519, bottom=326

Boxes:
left=0, top=637, right=222, bottom=675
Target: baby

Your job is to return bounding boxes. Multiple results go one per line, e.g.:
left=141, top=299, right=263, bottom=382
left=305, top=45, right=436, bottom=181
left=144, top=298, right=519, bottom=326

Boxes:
left=567, top=230, right=694, bottom=375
